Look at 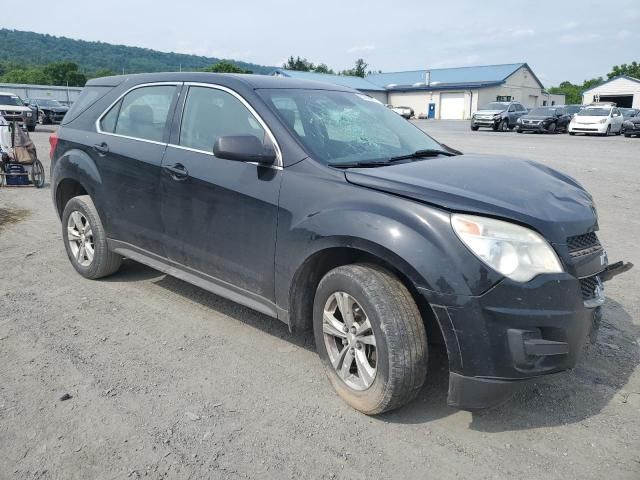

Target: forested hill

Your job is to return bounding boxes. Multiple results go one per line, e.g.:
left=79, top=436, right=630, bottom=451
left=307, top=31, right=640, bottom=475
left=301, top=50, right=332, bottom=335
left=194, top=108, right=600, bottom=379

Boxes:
left=0, top=29, right=273, bottom=75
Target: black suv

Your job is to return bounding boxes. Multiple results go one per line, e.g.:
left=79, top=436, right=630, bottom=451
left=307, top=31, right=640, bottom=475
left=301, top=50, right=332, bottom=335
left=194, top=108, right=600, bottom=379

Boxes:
left=50, top=73, right=630, bottom=414
left=470, top=101, right=527, bottom=131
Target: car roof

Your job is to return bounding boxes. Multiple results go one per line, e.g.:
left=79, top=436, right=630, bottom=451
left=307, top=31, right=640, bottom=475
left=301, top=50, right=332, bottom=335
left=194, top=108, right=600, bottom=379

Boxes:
left=86, top=72, right=358, bottom=93
left=0, top=91, right=19, bottom=96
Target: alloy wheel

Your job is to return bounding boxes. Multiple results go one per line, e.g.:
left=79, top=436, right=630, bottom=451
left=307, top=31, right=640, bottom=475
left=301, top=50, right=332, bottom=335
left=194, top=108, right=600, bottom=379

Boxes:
left=322, top=292, right=377, bottom=391
left=67, top=211, right=95, bottom=267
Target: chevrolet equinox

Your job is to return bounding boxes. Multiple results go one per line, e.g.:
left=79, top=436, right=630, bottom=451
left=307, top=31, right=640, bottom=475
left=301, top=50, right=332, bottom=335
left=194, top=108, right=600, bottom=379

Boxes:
left=50, top=73, right=631, bottom=414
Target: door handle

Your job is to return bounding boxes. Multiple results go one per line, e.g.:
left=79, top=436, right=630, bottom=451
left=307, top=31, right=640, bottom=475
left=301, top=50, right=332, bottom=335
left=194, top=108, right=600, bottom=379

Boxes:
left=93, top=142, right=109, bottom=155
left=164, top=163, right=189, bottom=180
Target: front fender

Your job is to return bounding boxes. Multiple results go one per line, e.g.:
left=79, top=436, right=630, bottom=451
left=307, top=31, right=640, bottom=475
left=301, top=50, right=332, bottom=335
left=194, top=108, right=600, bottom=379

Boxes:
left=275, top=160, right=503, bottom=312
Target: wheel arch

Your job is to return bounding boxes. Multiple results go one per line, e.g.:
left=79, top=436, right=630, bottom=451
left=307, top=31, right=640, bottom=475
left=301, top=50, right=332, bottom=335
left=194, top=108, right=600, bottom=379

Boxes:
left=287, top=240, right=446, bottom=349
left=53, top=148, right=103, bottom=219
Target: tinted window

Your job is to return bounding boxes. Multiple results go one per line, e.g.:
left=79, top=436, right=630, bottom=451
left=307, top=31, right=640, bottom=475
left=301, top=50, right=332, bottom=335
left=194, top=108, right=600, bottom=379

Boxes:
left=100, top=85, right=175, bottom=142
left=63, top=86, right=113, bottom=124
left=179, top=86, right=265, bottom=152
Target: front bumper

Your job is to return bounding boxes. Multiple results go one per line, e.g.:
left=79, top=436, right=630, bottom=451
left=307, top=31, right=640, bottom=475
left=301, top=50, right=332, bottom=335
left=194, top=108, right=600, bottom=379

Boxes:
left=42, top=111, right=66, bottom=124
left=471, top=117, right=500, bottom=128
left=569, top=123, right=607, bottom=134
left=421, top=260, right=631, bottom=410
left=516, top=121, right=552, bottom=132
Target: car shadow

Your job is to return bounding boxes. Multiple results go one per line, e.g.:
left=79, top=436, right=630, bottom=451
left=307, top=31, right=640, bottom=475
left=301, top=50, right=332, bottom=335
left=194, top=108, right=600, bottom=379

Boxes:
left=105, top=260, right=316, bottom=352
left=104, top=263, right=638, bottom=430
left=381, top=297, right=639, bottom=431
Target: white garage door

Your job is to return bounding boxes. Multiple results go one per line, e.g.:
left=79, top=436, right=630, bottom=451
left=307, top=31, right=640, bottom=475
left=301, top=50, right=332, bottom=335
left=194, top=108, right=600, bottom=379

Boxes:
left=440, top=93, right=466, bottom=119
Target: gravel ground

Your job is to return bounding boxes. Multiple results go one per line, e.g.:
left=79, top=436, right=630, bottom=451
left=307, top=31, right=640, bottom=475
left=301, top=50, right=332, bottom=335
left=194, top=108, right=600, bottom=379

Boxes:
left=0, top=122, right=638, bottom=480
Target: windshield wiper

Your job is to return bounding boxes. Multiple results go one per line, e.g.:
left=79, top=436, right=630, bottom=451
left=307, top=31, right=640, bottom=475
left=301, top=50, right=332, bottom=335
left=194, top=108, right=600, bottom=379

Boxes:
left=328, top=160, right=391, bottom=168
left=388, top=148, right=457, bottom=162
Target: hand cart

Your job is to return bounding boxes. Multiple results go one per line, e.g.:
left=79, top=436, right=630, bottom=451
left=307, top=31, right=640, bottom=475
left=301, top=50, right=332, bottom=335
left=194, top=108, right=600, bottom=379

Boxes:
left=0, top=119, right=45, bottom=188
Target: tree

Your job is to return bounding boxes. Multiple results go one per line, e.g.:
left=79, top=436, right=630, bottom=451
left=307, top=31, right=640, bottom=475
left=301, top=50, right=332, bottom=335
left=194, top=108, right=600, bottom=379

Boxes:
left=314, top=63, right=335, bottom=74
left=607, top=61, right=640, bottom=80
left=1, top=68, right=50, bottom=85
left=547, top=77, right=604, bottom=105
left=283, top=56, right=315, bottom=71
left=42, top=61, right=87, bottom=86
left=203, top=61, right=251, bottom=74
left=341, top=58, right=368, bottom=78
left=91, top=68, right=117, bottom=78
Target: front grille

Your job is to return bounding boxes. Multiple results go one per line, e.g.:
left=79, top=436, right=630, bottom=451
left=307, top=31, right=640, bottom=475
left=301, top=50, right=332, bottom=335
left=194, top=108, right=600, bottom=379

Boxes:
left=567, top=232, right=602, bottom=257
left=579, top=275, right=602, bottom=300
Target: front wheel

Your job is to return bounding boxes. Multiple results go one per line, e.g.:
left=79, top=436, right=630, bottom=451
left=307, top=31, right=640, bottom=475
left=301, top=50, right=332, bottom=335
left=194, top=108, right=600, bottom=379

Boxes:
left=313, top=264, right=428, bottom=415
left=547, top=122, right=557, bottom=134
left=62, top=195, right=122, bottom=279
left=500, top=119, right=510, bottom=132
left=27, top=125, right=35, bottom=132
left=470, top=125, right=479, bottom=131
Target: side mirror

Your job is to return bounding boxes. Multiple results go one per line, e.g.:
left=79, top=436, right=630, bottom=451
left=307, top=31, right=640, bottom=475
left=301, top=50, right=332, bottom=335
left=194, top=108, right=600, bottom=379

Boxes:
left=213, top=135, right=276, bottom=165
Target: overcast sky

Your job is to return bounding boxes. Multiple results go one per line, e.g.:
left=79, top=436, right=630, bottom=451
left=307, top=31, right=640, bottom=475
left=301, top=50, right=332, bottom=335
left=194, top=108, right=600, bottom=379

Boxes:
left=4, top=0, right=639, bottom=86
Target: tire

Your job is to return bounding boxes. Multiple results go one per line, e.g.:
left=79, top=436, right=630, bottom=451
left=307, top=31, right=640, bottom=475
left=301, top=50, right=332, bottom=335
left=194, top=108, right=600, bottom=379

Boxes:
left=602, top=125, right=611, bottom=137
left=61, top=195, right=122, bottom=279
left=29, top=159, right=45, bottom=188
left=547, top=122, right=557, bottom=134
left=500, top=119, right=510, bottom=132
left=470, top=126, right=479, bottom=131
left=516, top=128, right=523, bottom=133
left=27, top=125, right=35, bottom=132
left=37, top=112, right=45, bottom=125
left=569, top=132, right=575, bottom=136
left=624, top=133, right=631, bottom=138
left=313, top=264, right=428, bottom=415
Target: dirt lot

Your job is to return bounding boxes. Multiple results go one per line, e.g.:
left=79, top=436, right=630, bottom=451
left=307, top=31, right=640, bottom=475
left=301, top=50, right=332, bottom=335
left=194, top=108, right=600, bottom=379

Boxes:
left=1, top=122, right=638, bottom=479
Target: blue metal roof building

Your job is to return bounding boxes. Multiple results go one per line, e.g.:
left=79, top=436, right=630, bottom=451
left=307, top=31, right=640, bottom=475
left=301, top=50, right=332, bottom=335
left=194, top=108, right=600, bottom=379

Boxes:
left=271, top=63, right=562, bottom=119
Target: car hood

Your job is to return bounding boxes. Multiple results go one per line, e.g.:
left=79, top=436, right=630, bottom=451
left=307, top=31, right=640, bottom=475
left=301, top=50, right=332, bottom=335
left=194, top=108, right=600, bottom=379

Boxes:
left=41, top=106, right=68, bottom=112
left=0, top=104, right=31, bottom=112
left=521, top=115, right=554, bottom=121
left=574, top=115, right=608, bottom=123
left=475, top=110, right=504, bottom=116
left=344, top=154, right=597, bottom=243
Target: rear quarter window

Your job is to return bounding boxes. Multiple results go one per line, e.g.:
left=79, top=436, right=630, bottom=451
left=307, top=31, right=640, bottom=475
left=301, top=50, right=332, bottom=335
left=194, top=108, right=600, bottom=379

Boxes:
left=61, top=86, right=113, bottom=125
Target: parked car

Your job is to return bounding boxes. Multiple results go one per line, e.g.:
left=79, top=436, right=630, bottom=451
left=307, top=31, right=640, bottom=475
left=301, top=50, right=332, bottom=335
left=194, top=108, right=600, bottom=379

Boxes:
left=568, top=104, right=625, bottom=136
left=619, top=108, right=639, bottom=134
left=391, top=106, right=414, bottom=119
left=24, top=98, right=69, bottom=124
left=515, top=106, right=571, bottom=133
left=622, top=111, right=640, bottom=137
left=0, top=92, right=37, bottom=132
left=50, top=73, right=630, bottom=414
left=561, top=104, right=584, bottom=118
left=470, top=101, right=527, bottom=131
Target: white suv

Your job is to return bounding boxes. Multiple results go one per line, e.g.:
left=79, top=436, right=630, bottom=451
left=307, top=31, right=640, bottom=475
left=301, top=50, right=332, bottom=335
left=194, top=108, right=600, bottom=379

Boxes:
left=568, top=104, right=624, bottom=136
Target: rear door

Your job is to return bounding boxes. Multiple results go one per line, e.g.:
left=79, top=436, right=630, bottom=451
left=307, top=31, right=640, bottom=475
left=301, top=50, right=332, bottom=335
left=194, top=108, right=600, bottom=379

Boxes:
left=94, top=83, right=180, bottom=255
left=160, top=84, right=283, bottom=303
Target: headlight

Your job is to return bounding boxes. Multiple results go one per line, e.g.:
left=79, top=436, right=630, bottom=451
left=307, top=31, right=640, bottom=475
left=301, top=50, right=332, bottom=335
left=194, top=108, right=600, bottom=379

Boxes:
left=599, top=119, right=607, bottom=124
left=451, top=214, right=563, bottom=282
left=25, top=112, right=32, bottom=117
left=517, top=118, right=522, bottom=123
left=494, top=114, right=501, bottom=120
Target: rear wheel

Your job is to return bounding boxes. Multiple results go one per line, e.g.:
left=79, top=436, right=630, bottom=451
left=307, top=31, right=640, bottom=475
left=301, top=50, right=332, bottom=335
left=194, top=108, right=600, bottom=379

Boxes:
left=313, top=264, right=428, bottom=415
left=62, top=195, right=122, bottom=279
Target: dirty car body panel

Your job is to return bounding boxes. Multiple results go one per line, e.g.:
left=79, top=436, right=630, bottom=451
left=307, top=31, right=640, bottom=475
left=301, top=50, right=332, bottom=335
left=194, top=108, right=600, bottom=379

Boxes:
left=50, top=72, right=630, bottom=410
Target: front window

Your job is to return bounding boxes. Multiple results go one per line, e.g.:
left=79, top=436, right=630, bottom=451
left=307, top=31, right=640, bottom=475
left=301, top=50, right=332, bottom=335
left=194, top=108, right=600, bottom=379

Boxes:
left=179, top=86, right=265, bottom=153
left=0, top=95, right=24, bottom=106
left=578, top=108, right=610, bottom=117
left=259, top=89, right=442, bottom=165
left=479, top=102, right=508, bottom=111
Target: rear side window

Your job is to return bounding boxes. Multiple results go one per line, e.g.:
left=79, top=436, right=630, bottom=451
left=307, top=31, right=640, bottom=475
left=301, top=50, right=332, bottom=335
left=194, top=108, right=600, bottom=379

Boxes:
left=99, top=85, right=176, bottom=142
left=62, top=86, right=113, bottom=124
left=179, top=86, right=265, bottom=152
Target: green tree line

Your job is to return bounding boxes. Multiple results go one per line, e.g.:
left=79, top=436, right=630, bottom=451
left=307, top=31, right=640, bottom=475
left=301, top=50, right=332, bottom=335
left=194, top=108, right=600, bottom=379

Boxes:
left=282, top=56, right=374, bottom=77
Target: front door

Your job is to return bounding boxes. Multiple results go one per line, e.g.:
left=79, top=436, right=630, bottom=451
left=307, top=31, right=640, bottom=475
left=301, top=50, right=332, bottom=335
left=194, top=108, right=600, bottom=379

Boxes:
left=93, top=83, right=180, bottom=255
left=160, top=84, right=282, bottom=303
